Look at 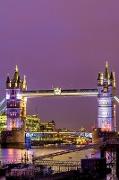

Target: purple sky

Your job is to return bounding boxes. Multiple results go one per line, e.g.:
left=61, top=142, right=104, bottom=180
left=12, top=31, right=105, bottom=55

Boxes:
left=0, top=1, right=119, bottom=130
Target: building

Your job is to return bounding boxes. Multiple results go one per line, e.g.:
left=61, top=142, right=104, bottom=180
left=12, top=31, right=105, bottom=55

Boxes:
left=39, top=120, right=55, bottom=132
left=26, top=114, right=40, bottom=132
left=0, top=113, right=6, bottom=132
left=0, top=113, right=56, bottom=133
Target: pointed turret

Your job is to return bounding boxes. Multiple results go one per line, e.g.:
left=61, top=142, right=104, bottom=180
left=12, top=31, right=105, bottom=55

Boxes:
left=15, top=65, right=18, bottom=72
left=6, top=74, right=10, bottom=83
left=22, top=75, right=27, bottom=90
left=6, top=74, right=11, bottom=88
left=112, top=72, right=116, bottom=88
left=13, top=65, right=19, bottom=81
left=109, top=71, right=116, bottom=88
left=17, top=75, right=21, bottom=88
left=97, top=72, right=103, bottom=85
left=12, top=65, right=19, bottom=87
left=17, top=75, right=21, bottom=83
left=97, top=72, right=101, bottom=81
left=110, top=72, right=114, bottom=81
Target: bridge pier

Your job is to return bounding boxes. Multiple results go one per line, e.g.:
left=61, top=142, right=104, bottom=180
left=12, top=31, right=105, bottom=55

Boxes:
left=1, top=128, right=25, bottom=148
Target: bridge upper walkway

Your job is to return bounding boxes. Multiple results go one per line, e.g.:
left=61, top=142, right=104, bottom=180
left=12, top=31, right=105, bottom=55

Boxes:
left=22, top=88, right=98, bottom=97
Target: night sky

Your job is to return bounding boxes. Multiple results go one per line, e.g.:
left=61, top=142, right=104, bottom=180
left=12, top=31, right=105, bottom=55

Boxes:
left=0, top=1, right=119, bottom=130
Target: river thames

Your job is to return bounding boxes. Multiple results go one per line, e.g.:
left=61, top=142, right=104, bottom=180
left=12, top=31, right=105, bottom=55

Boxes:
left=0, top=145, right=116, bottom=179
left=0, top=145, right=98, bottom=163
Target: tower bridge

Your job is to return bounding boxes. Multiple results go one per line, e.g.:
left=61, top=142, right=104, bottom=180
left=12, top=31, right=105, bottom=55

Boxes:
left=1, top=61, right=119, bottom=147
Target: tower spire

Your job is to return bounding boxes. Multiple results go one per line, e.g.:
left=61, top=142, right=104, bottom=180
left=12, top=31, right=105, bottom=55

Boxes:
left=112, top=72, right=116, bottom=88
left=15, top=65, right=19, bottom=72
left=22, top=75, right=27, bottom=90
left=104, top=61, right=110, bottom=80
left=23, top=75, right=26, bottom=82
left=105, top=61, right=109, bottom=69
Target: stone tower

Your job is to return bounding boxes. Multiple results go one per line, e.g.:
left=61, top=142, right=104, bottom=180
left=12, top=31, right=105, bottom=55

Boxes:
left=1, top=66, right=27, bottom=147
left=97, top=61, right=116, bottom=132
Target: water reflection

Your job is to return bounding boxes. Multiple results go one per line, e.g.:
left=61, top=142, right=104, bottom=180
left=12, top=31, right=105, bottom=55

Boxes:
left=0, top=146, right=116, bottom=179
left=0, top=146, right=101, bottom=163
left=0, top=147, right=63, bottom=164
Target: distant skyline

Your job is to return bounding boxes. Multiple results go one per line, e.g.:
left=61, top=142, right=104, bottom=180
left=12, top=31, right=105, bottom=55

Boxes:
left=0, top=1, right=119, bottom=130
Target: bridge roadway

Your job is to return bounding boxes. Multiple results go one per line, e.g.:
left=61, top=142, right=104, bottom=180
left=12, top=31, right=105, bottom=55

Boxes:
left=34, top=144, right=98, bottom=161
left=22, top=88, right=98, bottom=97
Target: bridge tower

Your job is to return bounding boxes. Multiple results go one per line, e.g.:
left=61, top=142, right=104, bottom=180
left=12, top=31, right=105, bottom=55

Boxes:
left=6, top=65, right=27, bottom=130
left=1, top=66, right=27, bottom=147
left=97, top=61, right=116, bottom=132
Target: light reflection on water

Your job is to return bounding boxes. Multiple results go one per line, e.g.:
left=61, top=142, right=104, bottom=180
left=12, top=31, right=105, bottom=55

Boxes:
left=0, top=146, right=116, bottom=179
left=0, top=146, right=99, bottom=163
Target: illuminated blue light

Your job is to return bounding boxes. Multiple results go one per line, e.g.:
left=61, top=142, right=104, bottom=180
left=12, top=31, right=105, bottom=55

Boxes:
left=16, top=92, right=22, bottom=99
left=6, top=93, right=10, bottom=100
